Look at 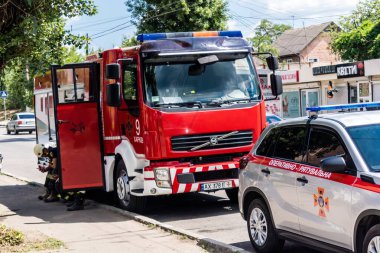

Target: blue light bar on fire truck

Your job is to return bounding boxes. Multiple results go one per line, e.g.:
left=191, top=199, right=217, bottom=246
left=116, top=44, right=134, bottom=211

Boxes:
left=137, top=31, right=243, bottom=42
left=306, top=102, right=380, bottom=112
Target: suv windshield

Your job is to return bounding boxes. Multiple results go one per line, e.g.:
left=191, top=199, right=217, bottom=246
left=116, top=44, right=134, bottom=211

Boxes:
left=348, top=124, right=380, bottom=172
left=143, top=53, right=261, bottom=107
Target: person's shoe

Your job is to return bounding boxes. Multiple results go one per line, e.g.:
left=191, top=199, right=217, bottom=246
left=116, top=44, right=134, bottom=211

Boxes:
left=44, top=194, right=59, bottom=202
left=67, top=202, right=84, bottom=211
left=38, top=192, right=50, bottom=200
left=66, top=201, right=75, bottom=207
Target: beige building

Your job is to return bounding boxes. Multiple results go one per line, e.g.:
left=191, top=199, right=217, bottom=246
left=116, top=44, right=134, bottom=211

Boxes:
left=274, top=22, right=340, bottom=65
left=257, top=22, right=380, bottom=118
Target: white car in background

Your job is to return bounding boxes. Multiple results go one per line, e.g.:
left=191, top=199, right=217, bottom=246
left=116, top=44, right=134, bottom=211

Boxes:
left=6, top=112, right=36, bottom=134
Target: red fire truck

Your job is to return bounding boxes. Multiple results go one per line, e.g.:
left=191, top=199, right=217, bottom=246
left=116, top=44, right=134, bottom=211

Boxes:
left=33, top=31, right=282, bottom=212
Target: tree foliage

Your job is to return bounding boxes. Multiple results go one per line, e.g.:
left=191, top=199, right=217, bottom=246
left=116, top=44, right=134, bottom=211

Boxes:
left=248, top=19, right=291, bottom=56
left=0, top=0, right=96, bottom=110
left=121, top=36, right=139, bottom=47
left=331, top=0, right=380, bottom=61
left=0, top=0, right=96, bottom=71
left=125, top=0, right=228, bottom=33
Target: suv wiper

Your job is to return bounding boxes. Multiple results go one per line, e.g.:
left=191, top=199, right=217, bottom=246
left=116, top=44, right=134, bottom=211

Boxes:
left=153, top=101, right=203, bottom=108
left=206, top=98, right=255, bottom=106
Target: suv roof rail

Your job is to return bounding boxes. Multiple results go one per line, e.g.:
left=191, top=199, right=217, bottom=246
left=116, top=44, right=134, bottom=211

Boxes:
left=306, top=102, right=380, bottom=112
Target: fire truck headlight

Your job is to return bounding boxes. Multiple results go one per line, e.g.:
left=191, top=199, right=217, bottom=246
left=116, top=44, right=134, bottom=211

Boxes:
left=154, top=168, right=170, bottom=181
left=154, top=168, right=171, bottom=188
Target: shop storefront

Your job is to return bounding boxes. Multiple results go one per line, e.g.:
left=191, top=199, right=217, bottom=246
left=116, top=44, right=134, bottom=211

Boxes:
left=259, top=58, right=380, bottom=118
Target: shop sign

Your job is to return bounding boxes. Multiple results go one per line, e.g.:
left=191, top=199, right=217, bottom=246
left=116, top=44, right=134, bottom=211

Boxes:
left=278, top=70, right=299, bottom=84
left=336, top=62, right=365, bottom=79
left=259, top=75, right=282, bottom=116
left=312, top=65, right=337, bottom=76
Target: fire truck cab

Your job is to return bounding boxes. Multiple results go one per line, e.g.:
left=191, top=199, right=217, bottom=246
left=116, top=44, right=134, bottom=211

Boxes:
left=34, top=31, right=282, bottom=212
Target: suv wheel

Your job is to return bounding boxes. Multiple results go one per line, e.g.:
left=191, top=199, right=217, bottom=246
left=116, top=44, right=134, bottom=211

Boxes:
left=247, top=199, right=284, bottom=253
left=363, top=224, right=380, bottom=253
left=6, top=127, right=10, bottom=135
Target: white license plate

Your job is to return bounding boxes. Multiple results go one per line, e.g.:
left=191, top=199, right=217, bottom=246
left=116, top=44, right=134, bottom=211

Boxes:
left=201, top=181, right=233, bottom=191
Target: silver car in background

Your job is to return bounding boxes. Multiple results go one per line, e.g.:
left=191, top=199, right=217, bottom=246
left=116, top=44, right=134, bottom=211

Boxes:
left=6, top=112, right=36, bottom=134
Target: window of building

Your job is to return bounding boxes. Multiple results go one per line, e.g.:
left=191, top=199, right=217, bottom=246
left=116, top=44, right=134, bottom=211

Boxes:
left=307, top=58, right=319, bottom=63
left=286, top=59, right=293, bottom=63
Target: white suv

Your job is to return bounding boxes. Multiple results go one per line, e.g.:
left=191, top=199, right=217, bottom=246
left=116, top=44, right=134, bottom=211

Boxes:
left=239, top=105, right=380, bottom=253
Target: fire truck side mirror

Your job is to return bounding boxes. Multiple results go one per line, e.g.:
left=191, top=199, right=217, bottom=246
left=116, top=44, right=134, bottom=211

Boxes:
left=266, top=56, right=279, bottom=71
left=106, top=83, right=121, bottom=107
left=106, top=64, right=120, bottom=79
left=270, top=74, right=283, bottom=96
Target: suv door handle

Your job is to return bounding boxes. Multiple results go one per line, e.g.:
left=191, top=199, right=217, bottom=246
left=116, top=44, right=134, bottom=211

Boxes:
left=297, top=176, right=308, bottom=184
left=261, top=168, right=270, bottom=175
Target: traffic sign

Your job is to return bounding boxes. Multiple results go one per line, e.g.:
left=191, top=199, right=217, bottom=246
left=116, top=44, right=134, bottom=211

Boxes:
left=0, top=91, right=7, bottom=98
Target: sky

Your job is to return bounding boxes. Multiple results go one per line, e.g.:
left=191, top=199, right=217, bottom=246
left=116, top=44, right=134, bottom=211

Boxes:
left=65, top=0, right=361, bottom=51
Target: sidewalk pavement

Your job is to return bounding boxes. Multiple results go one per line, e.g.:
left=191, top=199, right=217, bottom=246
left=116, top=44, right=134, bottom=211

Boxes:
left=0, top=174, right=207, bottom=253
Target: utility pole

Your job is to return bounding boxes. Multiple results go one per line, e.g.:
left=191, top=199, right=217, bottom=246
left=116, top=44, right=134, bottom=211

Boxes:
left=291, top=16, right=295, bottom=28
left=86, top=33, right=89, bottom=56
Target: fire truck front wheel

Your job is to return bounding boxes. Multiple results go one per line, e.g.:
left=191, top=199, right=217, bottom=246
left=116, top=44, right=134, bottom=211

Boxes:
left=115, top=161, right=147, bottom=213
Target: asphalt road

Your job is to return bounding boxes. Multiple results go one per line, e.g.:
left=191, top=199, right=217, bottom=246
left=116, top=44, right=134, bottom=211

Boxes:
left=0, top=127, right=321, bottom=253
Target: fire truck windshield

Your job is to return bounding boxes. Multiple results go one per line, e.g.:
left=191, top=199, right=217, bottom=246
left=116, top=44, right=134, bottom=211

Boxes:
left=143, top=53, right=261, bottom=108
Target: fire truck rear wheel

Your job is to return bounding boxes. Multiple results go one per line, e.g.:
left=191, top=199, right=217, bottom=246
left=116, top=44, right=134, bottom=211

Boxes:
left=225, top=188, right=239, bottom=204
left=115, top=161, right=147, bottom=213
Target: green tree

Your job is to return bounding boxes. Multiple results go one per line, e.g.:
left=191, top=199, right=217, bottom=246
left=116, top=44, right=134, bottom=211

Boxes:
left=0, top=0, right=97, bottom=71
left=248, top=19, right=291, bottom=55
left=121, top=36, right=139, bottom=47
left=125, top=0, right=228, bottom=33
left=0, top=0, right=96, bottom=110
left=331, top=0, right=380, bottom=61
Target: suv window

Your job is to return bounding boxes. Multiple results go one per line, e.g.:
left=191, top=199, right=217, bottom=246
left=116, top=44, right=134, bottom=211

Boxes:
left=256, top=128, right=279, bottom=156
left=307, top=129, right=345, bottom=167
left=272, top=126, right=306, bottom=162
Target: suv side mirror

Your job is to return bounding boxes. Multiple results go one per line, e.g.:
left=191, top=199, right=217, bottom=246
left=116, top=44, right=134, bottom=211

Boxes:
left=270, top=74, right=283, bottom=96
left=106, top=64, right=120, bottom=79
left=321, top=156, right=346, bottom=173
left=106, top=83, right=121, bottom=107
left=266, top=56, right=279, bottom=71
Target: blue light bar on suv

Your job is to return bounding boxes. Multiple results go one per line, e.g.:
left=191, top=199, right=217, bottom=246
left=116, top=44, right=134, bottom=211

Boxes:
left=306, top=102, right=380, bottom=112
left=137, top=31, right=243, bottom=42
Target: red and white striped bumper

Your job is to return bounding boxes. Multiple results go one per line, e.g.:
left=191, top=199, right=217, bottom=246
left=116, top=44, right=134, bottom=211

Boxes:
left=143, top=161, right=240, bottom=195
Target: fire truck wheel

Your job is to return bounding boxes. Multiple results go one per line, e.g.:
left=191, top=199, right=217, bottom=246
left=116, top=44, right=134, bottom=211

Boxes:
left=115, top=161, right=147, bottom=212
left=225, top=188, right=238, bottom=204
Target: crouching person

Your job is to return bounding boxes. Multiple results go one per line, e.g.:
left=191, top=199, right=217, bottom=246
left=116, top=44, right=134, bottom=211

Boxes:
left=33, top=144, right=59, bottom=202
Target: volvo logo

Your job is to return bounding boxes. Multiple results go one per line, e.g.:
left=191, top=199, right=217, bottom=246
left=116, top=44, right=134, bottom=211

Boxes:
left=190, top=131, right=239, bottom=151
left=210, top=136, right=218, bottom=145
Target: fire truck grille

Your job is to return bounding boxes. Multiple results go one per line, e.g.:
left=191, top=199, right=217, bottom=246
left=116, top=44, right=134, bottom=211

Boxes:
left=171, top=130, right=253, bottom=151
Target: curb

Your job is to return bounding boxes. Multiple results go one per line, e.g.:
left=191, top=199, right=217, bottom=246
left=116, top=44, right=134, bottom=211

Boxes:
left=98, top=203, right=251, bottom=253
left=1, top=171, right=251, bottom=253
